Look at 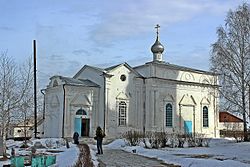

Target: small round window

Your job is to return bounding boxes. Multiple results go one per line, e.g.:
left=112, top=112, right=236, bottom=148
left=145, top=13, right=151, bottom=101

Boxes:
left=120, top=74, right=126, bottom=81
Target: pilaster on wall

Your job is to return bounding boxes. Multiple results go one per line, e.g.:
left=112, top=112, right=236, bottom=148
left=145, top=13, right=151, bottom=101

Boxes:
left=92, top=88, right=100, bottom=132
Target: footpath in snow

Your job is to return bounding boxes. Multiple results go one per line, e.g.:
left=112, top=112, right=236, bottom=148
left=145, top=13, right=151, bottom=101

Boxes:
left=90, top=138, right=250, bottom=167
left=95, top=149, right=177, bottom=167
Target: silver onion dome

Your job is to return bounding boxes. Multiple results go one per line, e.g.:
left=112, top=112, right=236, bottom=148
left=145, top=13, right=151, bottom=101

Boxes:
left=151, top=37, right=164, bottom=53
left=151, top=24, right=164, bottom=54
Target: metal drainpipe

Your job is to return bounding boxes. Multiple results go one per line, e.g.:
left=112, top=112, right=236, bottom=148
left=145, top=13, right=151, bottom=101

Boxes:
left=193, top=106, right=196, bottom=138
left=40, top=89, right=46, bottom=136
left=143, top=78, right=146, bottom=134
left=179, top=104, right=182, bottom=132
left=40, top=89, right=46, bottom=120
left=62, top=84, right=66, bottom=138
left=103, top=73, right=106, bottom=133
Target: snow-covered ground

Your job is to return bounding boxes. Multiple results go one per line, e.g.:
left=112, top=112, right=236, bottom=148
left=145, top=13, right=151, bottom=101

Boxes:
left=0, top=138, right=79, bottom=167
left=1, top=138, right=250, bottom=167
left=105, top=138, right=250, bottom=167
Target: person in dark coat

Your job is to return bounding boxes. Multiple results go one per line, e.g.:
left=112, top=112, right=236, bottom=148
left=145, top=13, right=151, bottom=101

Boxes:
left=94, top=126, right=105, bottom=154
left=73, top=132, right=79, bottom=144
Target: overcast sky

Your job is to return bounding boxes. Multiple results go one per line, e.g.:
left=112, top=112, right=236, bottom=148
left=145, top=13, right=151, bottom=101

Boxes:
left=0, top=0, right=246, bottom=88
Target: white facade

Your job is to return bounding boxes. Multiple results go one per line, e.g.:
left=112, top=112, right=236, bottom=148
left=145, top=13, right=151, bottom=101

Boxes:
left=43, top=61, right=219, bottom=138
left=43, top=30, right=220, bottom=138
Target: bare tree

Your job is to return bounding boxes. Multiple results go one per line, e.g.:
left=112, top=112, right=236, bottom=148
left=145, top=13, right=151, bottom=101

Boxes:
left=210, top=3, right=250, bottom=141
left=0, top=51, right=33, bottom=156
left=14, top=58, right=34, bottom=146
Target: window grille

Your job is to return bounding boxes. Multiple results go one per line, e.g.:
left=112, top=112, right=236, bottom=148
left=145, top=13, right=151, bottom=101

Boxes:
left=166, top=103, right=173, bottom=127
left=118, top=101, right=127, bottom=126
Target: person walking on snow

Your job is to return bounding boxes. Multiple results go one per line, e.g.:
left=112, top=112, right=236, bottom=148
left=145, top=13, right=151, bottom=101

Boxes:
left=94, top=126, right=105, bottom=154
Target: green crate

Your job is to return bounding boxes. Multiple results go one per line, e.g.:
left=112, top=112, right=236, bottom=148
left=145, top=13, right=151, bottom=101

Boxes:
left=31, top=155, right=56, bottom=167
left=11, top=156, right=24, bottom=167
left=45, top=155, right=56, bottom=166
left=31, top=156, right=45, bottom=167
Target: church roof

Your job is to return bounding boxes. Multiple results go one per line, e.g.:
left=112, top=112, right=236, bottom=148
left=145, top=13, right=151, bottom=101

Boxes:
left=87, top=65, right=106, bottom=73
left=134, top=61, right=217, bottom=76
left=105, top=62, right=144, bottom=78
left=74, top=63, right=144, bottom=79
left=59, top=76, right=100, bottom=87
left=73, top=65, right=107, bottom=78
left=105, top=64, right=121, bottom=71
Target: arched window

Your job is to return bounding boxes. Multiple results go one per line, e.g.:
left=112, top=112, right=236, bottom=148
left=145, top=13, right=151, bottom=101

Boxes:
left=166, top=103, right=173, bottom=127
left=203, top=106, right=209, bottom=127
left=76, top=108, right=87, bottom=115
left=118, top=101, right=127, bottom=126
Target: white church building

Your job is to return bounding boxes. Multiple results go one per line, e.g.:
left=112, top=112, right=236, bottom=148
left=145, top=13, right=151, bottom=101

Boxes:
left=43, top=25, right=220, bottom=139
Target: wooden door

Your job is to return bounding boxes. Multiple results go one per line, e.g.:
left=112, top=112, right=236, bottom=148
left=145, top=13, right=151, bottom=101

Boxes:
left=81, top=119, right=90, bottom=137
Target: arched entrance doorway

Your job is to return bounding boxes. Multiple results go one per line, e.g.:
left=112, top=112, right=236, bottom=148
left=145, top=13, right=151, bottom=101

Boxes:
left=74, top=108, right=90, bottom=137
